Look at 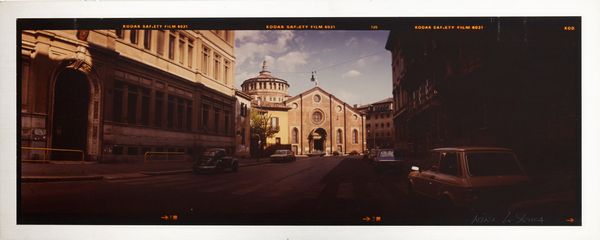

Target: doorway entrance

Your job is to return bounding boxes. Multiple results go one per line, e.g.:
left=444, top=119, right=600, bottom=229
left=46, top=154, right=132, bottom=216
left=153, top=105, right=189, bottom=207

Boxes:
left=309, top=128, right=327, bottom=153
left=51, top=70, right=90, bottom=160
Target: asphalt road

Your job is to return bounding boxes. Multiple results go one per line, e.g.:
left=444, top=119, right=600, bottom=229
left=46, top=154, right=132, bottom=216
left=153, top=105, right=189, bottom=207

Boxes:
left=19, top=156, right=579, bottom=225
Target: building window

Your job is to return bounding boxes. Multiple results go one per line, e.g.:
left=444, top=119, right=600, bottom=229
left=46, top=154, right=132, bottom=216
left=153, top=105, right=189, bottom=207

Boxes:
left=127, top=147, right=138, bottom=156
left=352, top=129, right=359, bottom=144
left=224, top=60, right=230, bottom=85
left=113, top=81, right=124, bottom=122
left=157, top=30, right=165, bottom=56
left=141, top=88, right=150, bottom=126
left=186, top=100, right=192, bottom=130
left=178, top=36, right=185, bottom=64
left=202, top=104, right=209, bottom=129
left=312, top=110, right=324, bottom=124
left=155, top=91, right=164, bottom=127
left=143, top=30, right=151, bottom=50
left=214, top=108, right=220, bottom=132
left=112, top=146, right=123, bottom=155
left=127, top=85, right=138, bottom=124
left=130, top=30, right=138, bottom=44
left=167, top=95, right=175, bottom=128
left=337, top=129, right=343, bottom=144
left=292, top=128, right=299, bottom=144
left=224, top=110, right=230, bottom=134
left=313, top=94, right=321, bottom=103
left=213, top=54, right=221, bottom=80
left=270, top=117, right=279, bottom=130
left=241, top=103, right=249, bottom=117
left=187, top=40, right=194, bottom=68
left=225, top=30, right=231, bottom=42
left=176, top=98, right=185, bottom=129
left=202, top=46, right=210, bottom=74
left=241, top=128, right=246, bottom=144
left=116, top=30, right=124, bottom=39
left=168, top=34, right=175, bottom=60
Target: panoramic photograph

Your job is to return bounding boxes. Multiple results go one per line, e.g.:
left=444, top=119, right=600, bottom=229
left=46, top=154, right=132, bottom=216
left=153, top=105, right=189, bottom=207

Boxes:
left=17, top=17, right=580, bottom=225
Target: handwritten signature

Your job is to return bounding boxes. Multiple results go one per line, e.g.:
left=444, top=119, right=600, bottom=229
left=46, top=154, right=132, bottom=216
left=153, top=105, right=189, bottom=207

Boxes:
left=471, top=212, right=544, bottom=225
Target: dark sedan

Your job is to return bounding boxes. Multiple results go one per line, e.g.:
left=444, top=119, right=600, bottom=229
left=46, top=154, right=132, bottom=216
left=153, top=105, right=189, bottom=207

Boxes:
left=193, top=148, right=239, bottom=173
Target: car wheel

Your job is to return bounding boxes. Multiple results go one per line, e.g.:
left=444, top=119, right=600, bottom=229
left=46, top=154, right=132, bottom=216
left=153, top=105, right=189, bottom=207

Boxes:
left=231, top=162, right=239, bottom=172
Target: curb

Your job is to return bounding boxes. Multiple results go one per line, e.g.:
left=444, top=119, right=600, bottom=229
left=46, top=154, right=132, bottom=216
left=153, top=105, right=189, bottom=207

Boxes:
left=103, top=173, right=148, bottom=180
left=21, top=175, right=104, bottom=182
left=141, top=169, right=192, bottom=176
left=21, top=160, right=272, bottom=182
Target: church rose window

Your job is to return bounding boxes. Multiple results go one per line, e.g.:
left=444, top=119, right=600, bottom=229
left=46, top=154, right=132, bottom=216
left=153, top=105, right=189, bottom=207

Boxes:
left=312, top=110, right=324, bottom=124
left=313, top=94, right=321, bottom=103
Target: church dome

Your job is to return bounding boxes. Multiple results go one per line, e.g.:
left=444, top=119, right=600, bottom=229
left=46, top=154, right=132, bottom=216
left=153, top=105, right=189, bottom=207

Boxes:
left=241, top=60, right=290, bottom=105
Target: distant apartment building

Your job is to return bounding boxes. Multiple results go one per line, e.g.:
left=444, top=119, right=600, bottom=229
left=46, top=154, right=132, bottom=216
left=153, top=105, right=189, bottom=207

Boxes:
left=357, top=98, right=394, bottom=150
left=20, top=29, right=237, bottom=162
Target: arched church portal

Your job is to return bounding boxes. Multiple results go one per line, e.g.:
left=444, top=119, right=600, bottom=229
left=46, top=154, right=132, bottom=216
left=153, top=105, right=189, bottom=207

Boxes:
left=309, top=128, right=327, bottom=153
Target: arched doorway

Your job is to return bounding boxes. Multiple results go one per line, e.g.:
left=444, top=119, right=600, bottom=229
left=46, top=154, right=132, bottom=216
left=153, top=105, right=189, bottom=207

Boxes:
left=309, top=128, right=327, bottom=153
left=51, top=69, right=90, bottom=160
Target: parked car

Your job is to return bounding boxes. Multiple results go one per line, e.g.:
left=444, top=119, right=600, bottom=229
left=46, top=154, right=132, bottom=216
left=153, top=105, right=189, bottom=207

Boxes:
left=407, top=147, right=530, bottom=213
left=370, top=149, right=406, bottom=171
left=363, top=149, right=379, bottom=161
left=270, top=149, right=296, bottom=162
left=193, top=148, right=239, bottom=173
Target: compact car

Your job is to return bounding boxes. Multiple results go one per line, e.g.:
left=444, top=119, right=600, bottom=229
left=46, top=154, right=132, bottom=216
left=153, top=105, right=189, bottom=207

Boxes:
left=270, top=149, right=296, bottom=162
left=193, top=148, right=239, bottom=173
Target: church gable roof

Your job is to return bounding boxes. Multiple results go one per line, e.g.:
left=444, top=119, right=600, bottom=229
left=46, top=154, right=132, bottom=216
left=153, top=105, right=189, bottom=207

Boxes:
left=285, top=86, right=364, bottom=116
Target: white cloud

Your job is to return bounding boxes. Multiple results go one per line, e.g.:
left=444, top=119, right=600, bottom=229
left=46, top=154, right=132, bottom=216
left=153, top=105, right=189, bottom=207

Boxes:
left=356, top=55, right=382, bottom=67
left=235, top=71, right=255, bottom=86
left=273, top=51, right=309, bottom=72
left=364, top=37, right=379, bottom=45
left=345, top=37, right=358, bottom=47
left=342, top=70, right=362, bottom=78
left=235, top=31, right=267, bottom=42
left=235, top=30, right=297, bottom=65
left=334, top=89, right=360, bottom=105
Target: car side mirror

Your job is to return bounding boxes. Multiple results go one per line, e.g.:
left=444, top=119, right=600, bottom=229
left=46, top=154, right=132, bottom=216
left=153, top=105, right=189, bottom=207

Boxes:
left=411, top=166, right=420, bottom=172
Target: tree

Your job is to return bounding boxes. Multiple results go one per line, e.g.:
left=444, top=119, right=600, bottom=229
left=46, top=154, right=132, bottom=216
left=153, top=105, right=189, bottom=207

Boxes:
left=250, top=109, right=280, bottom=155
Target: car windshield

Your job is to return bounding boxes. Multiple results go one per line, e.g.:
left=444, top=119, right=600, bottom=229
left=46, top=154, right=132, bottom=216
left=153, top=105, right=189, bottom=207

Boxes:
left=379, top=150, right=395, bottom=159
left=275, top=150, right=288, bottom=154
left=466, top=152, right=523, bottom=176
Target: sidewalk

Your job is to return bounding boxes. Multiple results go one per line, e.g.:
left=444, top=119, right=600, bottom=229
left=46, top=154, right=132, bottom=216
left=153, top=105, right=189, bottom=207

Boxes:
left=21, top=157, right=272, bottom=182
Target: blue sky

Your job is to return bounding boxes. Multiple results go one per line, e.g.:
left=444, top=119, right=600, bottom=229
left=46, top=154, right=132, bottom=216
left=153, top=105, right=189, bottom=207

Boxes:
left=234, top=30, right=392, bottom=106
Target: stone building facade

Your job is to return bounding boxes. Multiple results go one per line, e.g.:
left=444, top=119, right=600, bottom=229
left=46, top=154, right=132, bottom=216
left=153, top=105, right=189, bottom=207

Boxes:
left=241, top=63, right=366, bottom=155
left=20, top=29, right=237, bottom=162
left=386, top=18, right=580, bottom=171
left=357, top=98, right=394, bottom=149
left=286, top=87, right=366, bottom=155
